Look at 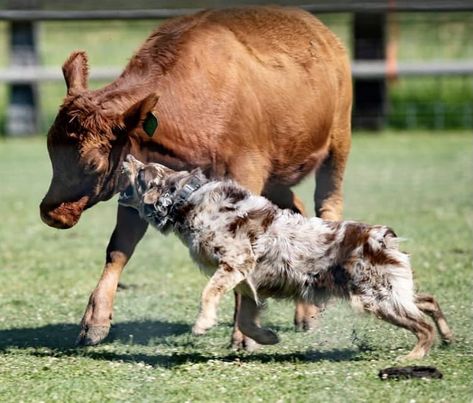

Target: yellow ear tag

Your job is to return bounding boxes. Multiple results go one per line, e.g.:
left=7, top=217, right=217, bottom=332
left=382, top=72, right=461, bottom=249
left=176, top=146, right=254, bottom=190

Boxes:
left=143, top=112, right=158, bottom=137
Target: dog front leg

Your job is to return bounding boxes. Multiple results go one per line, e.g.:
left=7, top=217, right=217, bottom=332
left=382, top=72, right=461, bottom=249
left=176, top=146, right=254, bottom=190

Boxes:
left=238, top=295, right=279, bottom=345
left=193, top=262, right=248, bottom=336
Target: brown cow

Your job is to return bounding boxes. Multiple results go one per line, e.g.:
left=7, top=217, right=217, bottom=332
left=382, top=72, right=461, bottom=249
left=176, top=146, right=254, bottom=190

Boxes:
left=40, top=6, right=352, bottom=347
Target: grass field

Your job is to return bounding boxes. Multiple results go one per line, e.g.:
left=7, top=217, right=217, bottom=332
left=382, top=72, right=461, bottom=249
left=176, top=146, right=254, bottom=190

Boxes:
left=0, top=132, right=472, bottom=402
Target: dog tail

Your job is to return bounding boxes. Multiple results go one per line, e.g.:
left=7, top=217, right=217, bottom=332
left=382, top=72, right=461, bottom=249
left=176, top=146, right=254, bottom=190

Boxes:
left=371, top=227, right=423, bottom=318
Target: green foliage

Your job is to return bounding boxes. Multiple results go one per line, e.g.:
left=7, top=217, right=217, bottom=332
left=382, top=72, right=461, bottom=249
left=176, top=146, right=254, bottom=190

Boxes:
left=0, top=132, right=472, bottom=402
left=2, top=14, right=473, bottom=135
left=388, top=76, right=473, bottom=130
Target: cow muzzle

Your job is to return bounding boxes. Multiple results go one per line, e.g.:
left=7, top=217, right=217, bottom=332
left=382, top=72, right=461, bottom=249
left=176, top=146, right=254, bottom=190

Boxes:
left=39, top=196, right=89, bottom=229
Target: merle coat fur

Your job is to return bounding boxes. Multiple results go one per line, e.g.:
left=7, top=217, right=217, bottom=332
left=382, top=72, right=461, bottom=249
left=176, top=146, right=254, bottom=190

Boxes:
left=119, top=156, right=453, bottom=360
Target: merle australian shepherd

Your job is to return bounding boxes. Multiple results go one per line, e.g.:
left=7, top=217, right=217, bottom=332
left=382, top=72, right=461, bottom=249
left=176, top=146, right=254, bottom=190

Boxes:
left=119, top=155, right=453, bottom=360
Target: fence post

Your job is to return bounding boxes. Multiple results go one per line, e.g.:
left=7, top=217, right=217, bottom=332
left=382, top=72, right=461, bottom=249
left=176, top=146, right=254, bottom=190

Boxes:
left=6, top=19, right=40, bottom=136
left=353, top=13, right=386, bottom=130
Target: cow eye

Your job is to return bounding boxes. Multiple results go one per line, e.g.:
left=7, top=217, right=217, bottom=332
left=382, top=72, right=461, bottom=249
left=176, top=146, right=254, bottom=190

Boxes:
left=81, top=149, right=108, bottom=174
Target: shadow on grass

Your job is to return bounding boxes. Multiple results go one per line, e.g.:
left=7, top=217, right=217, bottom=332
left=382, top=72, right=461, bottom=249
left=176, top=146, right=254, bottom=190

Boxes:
left=25, top=347, right=359, bottom=368
left=0, top=320, right=190, bottom=350
left=0, top=321, right=359, bottom=367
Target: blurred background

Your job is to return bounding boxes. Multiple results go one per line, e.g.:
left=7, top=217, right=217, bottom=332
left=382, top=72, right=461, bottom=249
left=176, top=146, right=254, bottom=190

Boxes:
left=0, top=0, right=472, bottom=136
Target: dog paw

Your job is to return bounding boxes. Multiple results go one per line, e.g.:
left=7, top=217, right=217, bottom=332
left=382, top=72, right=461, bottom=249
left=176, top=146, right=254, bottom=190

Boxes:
left=396, top=350, right=426, bottom=362
left=441, top=332, right=454, bottom=345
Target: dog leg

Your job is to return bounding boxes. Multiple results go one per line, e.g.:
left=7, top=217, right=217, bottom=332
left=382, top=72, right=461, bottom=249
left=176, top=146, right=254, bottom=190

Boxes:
left=415, top=293, right=454, bottom=344
left=395, top=316, right=435, bottom=361
left=192, top=263, right=247, bottom=336
left=238, top=295, right=279, bottom=345
left=350, top=283, right=436, bottom=360
left=364, top=303, right=435, bottom=360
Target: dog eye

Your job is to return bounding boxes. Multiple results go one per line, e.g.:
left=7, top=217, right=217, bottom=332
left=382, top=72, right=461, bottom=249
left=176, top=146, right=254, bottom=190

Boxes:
left=138, top=170, right=147, bottom=189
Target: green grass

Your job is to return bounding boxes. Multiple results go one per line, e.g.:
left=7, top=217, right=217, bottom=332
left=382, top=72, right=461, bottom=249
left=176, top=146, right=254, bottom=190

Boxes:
left=0, top=132, right=472, bottom=402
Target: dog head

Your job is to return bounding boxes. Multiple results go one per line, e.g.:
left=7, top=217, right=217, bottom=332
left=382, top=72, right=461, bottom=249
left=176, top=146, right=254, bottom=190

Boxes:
left=119, top=155, right=172, bottom=206
left=119, top=155, right=206, bottom=231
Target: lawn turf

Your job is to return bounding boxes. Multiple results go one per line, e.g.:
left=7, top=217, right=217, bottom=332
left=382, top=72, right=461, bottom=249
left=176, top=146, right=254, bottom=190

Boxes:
left=0, top=132, right=472, bottom=402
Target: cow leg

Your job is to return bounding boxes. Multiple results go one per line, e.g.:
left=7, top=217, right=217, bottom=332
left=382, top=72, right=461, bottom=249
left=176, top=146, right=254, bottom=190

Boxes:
left=263, top=183, right=321, bottom=332
left=238, top=295, right=279, bottom=345
left=226, top=156, right=268, bottom=350
left=76, top=205, right=148, bottom=346
left=314, top=109, right=351, bottom=222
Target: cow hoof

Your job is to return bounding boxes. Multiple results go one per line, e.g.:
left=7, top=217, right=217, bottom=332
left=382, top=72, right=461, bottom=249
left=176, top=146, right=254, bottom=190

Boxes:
left=192, top=325, right=208, bottom=336
left=294, top=316, right=318, bottom=332
left=75, top=325, right=110, bottom=346
left=243, top=337, right=261, bottom=352
left=253, top=328, right=279, bottom=345
left=231, top=334, right=260, bottom=352
left=294, top=303, right=321, bottom=332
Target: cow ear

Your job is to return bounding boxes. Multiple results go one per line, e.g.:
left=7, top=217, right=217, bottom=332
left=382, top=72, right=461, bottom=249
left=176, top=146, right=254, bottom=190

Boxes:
left=122, top=94, right=160, bottom=137
left=62, top=51, right=89, bottom=94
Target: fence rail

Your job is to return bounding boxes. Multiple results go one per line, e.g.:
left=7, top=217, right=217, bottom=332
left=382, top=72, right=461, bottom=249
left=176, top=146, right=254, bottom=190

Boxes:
left=1, top=1, right=472, bottom=20
left=1, top=1, right=473, bottom=135
left=1, top=61, right=472, bottom=84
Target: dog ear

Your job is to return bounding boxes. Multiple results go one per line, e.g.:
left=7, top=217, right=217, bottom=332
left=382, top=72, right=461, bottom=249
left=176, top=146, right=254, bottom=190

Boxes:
left=190, top=167, right=207, bottom=181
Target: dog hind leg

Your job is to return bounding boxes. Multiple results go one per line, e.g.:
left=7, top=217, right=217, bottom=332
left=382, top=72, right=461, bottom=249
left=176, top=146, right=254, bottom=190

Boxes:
left=415, top=293, right=454, bottom=343
left=382, top=310, right=434, bottom=360
left=355, top=293, right=435, bottom=360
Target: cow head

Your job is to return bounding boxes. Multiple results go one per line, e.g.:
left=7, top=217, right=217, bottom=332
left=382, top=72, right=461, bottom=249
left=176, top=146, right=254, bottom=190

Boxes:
left=40, top=51, right=160, bottom=229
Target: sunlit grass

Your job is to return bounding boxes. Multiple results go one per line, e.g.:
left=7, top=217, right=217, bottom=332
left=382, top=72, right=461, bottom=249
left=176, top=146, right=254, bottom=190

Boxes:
left=0, top=132, right=471, bottom=402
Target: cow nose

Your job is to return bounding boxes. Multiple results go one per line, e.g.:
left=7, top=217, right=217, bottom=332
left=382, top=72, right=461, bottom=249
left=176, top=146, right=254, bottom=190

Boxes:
left=39, top=202, right=75, bottom=229
left=39, top=204, right=72, bottom=229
